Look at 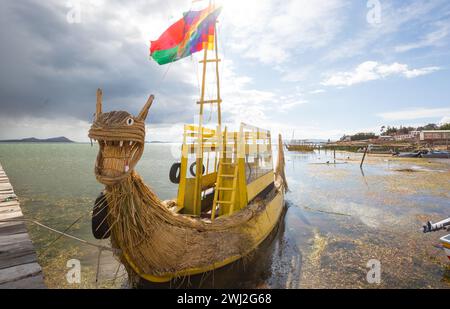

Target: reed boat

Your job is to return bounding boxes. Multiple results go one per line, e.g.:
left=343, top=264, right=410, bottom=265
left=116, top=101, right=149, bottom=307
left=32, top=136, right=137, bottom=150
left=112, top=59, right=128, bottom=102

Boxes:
left=285, top=131, right=315, bottom=152
left=88, top=3, right=287, bottom=286
left=285, top=142, right=315, bottom=152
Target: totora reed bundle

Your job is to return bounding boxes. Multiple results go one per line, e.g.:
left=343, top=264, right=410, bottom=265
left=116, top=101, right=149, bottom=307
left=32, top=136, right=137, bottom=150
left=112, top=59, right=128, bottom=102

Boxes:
left=88, top=90, right=286, bottom=283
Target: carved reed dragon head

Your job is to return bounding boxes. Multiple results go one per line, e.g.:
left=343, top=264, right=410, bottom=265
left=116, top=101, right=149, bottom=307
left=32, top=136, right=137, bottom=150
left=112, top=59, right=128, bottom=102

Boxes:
left=88, top=89, right=154, bottom=186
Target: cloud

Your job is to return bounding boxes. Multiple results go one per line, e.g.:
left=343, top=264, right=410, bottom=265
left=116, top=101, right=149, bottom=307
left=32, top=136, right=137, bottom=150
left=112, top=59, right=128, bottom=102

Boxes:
left=440, top=116, right=450, bottom=124
left=324, top=1, right=449, bottom=61
left=309, top=89, right=325, bottom=94
left=395, top=21, right=450, bottom=53
left=278, top=96, right=308, bottom=111
left=1, top=0, right=449, bottom=142
left=321, top=61, right=440, bottom=87
left=221, top=0, right=347, bottom=64
left=377, top=107, right=450, bottom=121
left=0, top=0, right=197, bottom=124
left=218, top=59, right=276, bottom=125
left=0, top=0, right=304, bottom=141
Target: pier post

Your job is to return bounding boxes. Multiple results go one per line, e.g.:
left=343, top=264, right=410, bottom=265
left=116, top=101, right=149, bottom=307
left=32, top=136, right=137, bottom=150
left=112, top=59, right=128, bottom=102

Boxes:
left=360, top=146, right=368, bottom=169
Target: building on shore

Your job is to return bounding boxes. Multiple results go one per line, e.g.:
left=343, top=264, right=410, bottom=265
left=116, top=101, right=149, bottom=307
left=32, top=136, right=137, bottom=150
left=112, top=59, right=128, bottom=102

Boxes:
left=379, top=135, right=393, bottom=141
left=392, top=131, right=420, bottom=141
left=419, top=130, right=450, bottom=142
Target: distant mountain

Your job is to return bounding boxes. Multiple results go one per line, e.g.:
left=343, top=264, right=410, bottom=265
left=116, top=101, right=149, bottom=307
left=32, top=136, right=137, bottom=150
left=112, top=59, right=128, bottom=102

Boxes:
left=0, top=136, right=75, bottom=143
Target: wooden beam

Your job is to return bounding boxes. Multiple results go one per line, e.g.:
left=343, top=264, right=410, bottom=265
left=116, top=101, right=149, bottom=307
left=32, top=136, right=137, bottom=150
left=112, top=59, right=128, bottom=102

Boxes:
left=196, top=99, right=223, bottom=104
left=199, top=59, right=221, bottom=63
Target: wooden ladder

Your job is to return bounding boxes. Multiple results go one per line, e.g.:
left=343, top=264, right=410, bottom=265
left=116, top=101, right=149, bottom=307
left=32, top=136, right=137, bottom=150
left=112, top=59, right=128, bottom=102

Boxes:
left=211, top=160, right=239, bottom=221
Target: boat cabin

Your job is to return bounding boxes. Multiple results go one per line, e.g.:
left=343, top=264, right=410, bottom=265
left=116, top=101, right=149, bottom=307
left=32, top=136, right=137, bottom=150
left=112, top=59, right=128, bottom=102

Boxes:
left=176, top=123, right=273, bottom=221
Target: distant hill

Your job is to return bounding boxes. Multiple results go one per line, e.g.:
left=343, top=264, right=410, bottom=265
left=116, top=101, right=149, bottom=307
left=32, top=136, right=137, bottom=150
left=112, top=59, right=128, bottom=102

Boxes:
left=0, top=136, right=75, bottom=143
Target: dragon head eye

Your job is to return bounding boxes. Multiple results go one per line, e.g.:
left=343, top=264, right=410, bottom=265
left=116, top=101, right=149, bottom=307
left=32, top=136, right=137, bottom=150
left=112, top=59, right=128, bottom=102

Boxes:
left=126, top=118, right=134, bottom=126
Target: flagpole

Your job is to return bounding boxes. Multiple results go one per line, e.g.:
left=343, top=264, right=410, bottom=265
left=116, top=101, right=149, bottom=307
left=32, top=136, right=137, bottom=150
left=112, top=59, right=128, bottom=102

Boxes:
left=193, top=0, right=221, bottom=214
left=215, top=23, right=221, bottom=127
left=193, top=26, right=210, bottom=215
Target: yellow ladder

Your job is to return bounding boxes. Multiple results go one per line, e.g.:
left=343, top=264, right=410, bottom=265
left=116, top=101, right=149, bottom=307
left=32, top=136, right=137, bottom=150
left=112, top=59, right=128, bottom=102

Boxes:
left=211, top=160, right=239, bottom=221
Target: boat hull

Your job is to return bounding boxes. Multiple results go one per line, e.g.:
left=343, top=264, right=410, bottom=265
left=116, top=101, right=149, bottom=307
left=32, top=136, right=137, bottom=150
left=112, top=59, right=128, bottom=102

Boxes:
left=394, top=152, right=420, bottom=158
left=136, top=204, right=288, bottom=288
left=124, top=188, right=285, bottom=284
left=420, top=151, right=450, bottom=159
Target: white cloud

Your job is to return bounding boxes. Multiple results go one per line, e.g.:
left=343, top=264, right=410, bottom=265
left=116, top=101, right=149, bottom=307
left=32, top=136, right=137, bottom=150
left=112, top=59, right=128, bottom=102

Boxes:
left=278, top=95, right=308, bottom=111
left=402, top=66, right=441, bottom=78
left=309, top=89, right=325, bottom=94
left=395, top=21, right=450, bottom=53
left=377, top=107, right=450, bottom=121
left=440, top=116, right=450, bottom=125
left=322, top=61, right=440, bottom=87
left=220, top=0, right=347, bottom=64
left=214, top=58, right=277, bottom=125
left=281, top=70, right=308, bottom=83
left=324, top=1, right=447, bottom=61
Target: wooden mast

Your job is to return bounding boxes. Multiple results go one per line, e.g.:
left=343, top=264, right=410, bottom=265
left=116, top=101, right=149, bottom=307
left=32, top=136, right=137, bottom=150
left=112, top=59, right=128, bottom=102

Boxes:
left=214, top=23, right=222, bottom=127
left=193, top=2, right=222, bottom=214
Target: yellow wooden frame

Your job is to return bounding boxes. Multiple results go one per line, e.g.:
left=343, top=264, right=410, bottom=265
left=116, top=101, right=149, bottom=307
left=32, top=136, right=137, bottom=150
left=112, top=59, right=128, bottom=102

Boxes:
left=247, top=171, right=274, bottom=202
left=177, top=122, right=274, bottom=217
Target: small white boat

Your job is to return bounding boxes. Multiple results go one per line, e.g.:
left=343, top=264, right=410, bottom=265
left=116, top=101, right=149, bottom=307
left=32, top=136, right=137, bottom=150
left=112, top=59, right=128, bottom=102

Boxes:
left=423, top=217, right=450, bottom=261
left=441, top=234, right=450, bottom=260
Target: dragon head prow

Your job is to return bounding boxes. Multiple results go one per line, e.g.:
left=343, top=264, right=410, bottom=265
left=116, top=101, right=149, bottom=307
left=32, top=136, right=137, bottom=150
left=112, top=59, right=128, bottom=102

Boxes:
left=88, top=88, right=154, bottom=186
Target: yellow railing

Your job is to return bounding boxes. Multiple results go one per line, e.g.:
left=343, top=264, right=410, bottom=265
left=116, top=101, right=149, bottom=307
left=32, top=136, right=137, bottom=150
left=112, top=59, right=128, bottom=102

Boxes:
left=177, top=123, right=274, bottom=218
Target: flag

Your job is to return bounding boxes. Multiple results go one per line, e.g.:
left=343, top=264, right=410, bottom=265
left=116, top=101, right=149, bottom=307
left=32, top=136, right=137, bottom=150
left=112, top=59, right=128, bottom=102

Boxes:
left=150, top=5, right=222, bottom=65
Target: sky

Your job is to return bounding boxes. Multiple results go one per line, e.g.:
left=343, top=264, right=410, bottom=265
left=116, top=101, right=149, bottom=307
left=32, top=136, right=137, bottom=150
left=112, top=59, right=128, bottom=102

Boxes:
left=0, top=0, right=449, bottom=142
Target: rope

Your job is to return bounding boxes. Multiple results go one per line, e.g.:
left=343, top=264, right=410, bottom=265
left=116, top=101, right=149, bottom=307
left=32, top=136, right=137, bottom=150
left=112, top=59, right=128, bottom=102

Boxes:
left=193, top=55, right=201, bottom=97
left=0, top=218, right=117, bottom=253
left=0, top=216, right=119, bottom=282
left=0, top=216, right=122, bottom=286
left=38, top=211, right=90, bottom=258
left=156, top=60, right=173, bottom=89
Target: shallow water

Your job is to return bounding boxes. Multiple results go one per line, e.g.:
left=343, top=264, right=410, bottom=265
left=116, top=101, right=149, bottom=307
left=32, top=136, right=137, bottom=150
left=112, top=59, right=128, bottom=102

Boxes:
left=0, top=144, right=448, bottom=288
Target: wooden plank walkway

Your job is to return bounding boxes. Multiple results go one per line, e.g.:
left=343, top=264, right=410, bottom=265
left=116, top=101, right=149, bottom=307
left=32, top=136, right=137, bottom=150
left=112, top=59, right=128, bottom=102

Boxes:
left=0, top=163, right=46, bottom=288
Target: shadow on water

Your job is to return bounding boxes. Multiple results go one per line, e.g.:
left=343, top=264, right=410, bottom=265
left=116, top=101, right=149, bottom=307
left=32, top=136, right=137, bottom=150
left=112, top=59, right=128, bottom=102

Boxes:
left=138, top=203, right=302, bottom=289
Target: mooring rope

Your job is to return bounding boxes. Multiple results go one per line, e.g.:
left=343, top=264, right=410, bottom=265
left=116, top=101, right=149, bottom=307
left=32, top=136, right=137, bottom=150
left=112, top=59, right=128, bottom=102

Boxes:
left=0, top=218, right=117, bottom=253
left=37, top=211, right=90, bottom=258
left=0, top=217, right=123, bottom=287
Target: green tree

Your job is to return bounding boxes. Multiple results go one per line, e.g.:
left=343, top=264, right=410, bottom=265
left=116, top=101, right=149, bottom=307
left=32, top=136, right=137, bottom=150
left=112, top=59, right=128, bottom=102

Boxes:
left=417, top=123, right=438, bottom=131
left=351, top=132, right=377, bottom=141
left=440, top=123, right=450, bottom=130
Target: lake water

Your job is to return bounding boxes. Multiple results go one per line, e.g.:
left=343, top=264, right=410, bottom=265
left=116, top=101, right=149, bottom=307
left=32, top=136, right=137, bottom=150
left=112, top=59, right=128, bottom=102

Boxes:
left=0, top=143, right=449, bottom=288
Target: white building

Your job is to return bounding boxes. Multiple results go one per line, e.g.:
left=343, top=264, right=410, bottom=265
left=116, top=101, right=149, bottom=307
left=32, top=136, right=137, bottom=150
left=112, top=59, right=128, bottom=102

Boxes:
left=419, top=130, right=450, bottom=141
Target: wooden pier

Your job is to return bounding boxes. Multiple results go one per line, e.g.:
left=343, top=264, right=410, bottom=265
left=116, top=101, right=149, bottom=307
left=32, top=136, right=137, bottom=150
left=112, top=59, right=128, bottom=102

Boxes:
left=0, top=163, right=46, bottom=288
